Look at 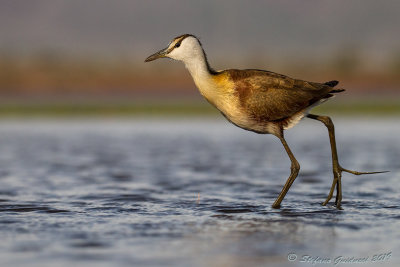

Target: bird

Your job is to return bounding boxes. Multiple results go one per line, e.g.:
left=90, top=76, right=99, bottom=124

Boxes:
left=145, top=34, right=386, bottom=209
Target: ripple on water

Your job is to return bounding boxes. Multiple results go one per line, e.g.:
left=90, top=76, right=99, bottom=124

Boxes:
left=0, top=204, right=70, bottom=213
left=109, top=194, right=162, bottom=203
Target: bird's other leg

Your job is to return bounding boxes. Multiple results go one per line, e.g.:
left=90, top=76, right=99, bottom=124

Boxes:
left=272, top=133, right=300, bottom=209
left=307, top=114, right=387, bottom=209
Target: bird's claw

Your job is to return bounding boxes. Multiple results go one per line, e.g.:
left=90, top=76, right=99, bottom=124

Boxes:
left=322, top=166, right=388, bottom=209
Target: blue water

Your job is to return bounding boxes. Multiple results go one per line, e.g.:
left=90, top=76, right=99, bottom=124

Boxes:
left=0, top=117, right=399, bottom=267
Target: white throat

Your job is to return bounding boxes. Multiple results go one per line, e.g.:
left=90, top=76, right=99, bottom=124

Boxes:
left=183, top=52, right=213, bottom=89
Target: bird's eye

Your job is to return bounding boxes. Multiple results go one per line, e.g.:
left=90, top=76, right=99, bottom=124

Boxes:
left=175, top=42, right=181, bottom=48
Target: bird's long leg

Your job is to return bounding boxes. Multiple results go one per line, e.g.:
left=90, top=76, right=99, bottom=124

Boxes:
left=307, top=114, right=387, bottom=209
left=272, top=134, right=300, bottom=209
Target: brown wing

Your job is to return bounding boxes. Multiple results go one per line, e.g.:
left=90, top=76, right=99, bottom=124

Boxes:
left=225, top=69, right=335, bottom=121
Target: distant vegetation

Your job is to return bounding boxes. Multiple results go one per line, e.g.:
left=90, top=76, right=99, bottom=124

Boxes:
left=0, top=49, right=399, bottom=117
left=0, top=99, right=399, bottom=118
left=0, top=49, right=399, bottom=94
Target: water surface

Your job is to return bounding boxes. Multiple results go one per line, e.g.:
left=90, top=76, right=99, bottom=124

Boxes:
left=0, top=118, right=399, bottom=266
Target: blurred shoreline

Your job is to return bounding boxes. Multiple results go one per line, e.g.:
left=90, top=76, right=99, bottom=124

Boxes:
left=0, top=97, right=399, bottom=118
left=1, top=52, right=399, bottom=92
left=0, top=51, right=399, bottom=117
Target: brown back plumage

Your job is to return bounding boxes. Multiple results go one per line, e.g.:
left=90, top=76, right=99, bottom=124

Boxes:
left=222, top=69, right=343, bottom=122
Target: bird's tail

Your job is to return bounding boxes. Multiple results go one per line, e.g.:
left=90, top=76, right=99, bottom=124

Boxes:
left=330, top=88, right=345, bottom=93
left=325, top=80, right=345, bottom=93
left=324, top=80, right=339, bottom=87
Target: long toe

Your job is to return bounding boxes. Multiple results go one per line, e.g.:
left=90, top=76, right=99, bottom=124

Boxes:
left=322, top=178, right=338, bottom=206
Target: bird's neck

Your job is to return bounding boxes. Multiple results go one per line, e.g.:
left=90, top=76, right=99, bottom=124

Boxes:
left=184, top=51, right=214, bottom=83
left=182, top=49, right=218, bottom=102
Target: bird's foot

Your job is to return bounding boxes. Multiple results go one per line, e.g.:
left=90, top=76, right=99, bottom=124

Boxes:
left=322, top=165, right=388, bottom=209
left=271, top=203, right=281, bottom=209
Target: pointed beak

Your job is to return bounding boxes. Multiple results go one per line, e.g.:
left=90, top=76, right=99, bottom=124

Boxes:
left=144, top=47, right=169, bottom=62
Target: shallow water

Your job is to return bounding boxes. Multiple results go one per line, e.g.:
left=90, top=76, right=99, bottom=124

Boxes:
left=0, top=117, right=399, bottom=267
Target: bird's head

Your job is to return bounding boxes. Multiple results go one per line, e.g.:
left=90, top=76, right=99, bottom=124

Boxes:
left=145, top=34, right=203, bottom=63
